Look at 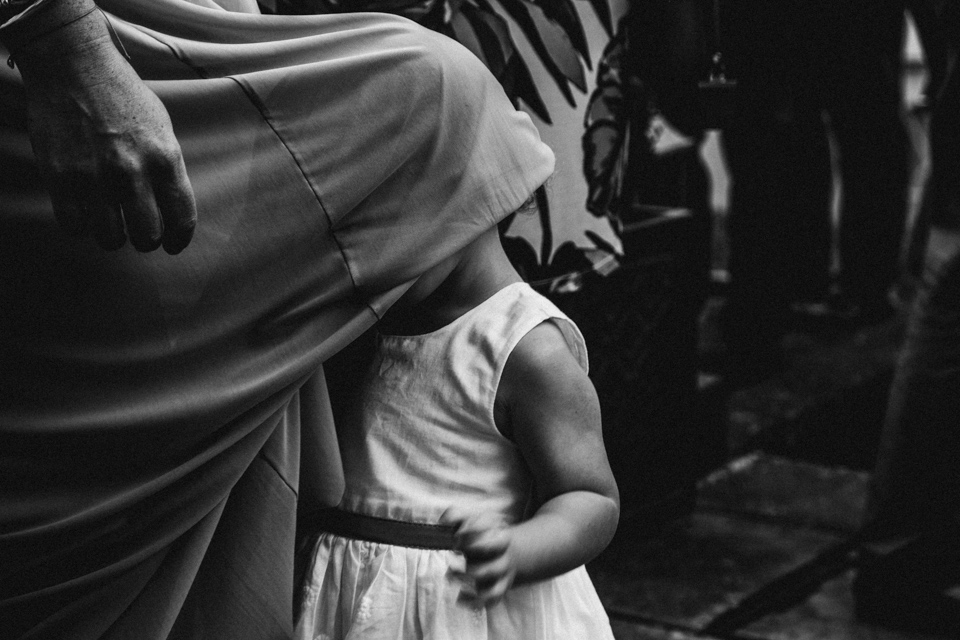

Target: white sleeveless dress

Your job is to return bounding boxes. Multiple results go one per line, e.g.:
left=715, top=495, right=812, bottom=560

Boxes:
left=296, top=282, right=614, bottom=640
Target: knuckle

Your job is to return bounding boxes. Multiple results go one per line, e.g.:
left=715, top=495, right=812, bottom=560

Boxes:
left=149, top=142, right=184, bottom=173
left=106, top=148, right=145, bottom=177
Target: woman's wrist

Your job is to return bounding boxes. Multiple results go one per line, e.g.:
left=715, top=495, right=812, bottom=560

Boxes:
left=1, top=0, right=115, bottom=81
left=1, top=0, right=94, bottom=48
left=7, top=2, right=130, bottom=96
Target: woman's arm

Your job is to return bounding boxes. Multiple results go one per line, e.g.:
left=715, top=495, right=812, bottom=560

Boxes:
left=445, top=320, right=620, bottom=604
left=1, top=0, right=197, bottom=253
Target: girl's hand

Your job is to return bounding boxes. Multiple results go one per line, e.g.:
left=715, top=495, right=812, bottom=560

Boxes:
left=441, top=509, right=518, bottom=606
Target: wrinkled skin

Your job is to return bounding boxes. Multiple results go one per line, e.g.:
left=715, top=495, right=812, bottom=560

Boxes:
left=14, top=8, right=197, bottom=253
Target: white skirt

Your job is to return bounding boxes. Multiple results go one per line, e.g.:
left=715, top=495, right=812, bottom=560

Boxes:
left=295, top=533, right=615, bottom=640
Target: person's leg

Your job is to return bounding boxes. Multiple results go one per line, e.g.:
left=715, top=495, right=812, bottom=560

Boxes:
left=865, top=227, right=960, bottom=534
left=720, top=0, right=832, bottom=377
left=829, top=2, right=910, bottom=317
left=854, top=229, right=960, bottom=636
left=854, top=15, right=960, bottom=632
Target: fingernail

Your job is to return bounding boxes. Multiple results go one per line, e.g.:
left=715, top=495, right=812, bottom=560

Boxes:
left=163, top=236, right=188, bottom=255
left=163, top=225, right=195, bottom=255
left=133, top=235, right=163, bottom=253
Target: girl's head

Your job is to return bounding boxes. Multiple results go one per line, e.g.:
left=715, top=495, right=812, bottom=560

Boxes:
left=380, top=203, right=530, bottom=333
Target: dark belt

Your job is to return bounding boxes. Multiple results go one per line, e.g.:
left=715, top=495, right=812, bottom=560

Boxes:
left=303, top=508, right=457, bottom=550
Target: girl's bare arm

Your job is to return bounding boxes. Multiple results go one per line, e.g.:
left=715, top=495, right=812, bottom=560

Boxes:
left=446, top=320, right=620, bottom=604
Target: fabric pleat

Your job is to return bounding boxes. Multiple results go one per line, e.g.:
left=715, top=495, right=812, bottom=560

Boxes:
left=0, top=1, right=554, bottom=637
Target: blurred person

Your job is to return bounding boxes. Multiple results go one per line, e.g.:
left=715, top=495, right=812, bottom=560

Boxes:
left=719, top=0, right=909, bottom=380
left=854, top=2, right=960, bottom=634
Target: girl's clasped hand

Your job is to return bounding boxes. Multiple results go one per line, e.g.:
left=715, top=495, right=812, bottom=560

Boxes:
left=442, top=509, right=518, bottom=606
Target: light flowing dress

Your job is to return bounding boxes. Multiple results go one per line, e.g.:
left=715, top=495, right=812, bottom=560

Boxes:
left=0, top=2, right=554, bottom=638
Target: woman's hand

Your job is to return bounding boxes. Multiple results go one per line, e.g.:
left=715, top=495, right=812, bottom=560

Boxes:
left=10, top=0, right=197, bottom=253
left=441, top=509, right=518, bottom=607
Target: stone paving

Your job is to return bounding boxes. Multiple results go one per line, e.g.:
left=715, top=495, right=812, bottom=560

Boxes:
left=587, top=312, right=958, bottom=640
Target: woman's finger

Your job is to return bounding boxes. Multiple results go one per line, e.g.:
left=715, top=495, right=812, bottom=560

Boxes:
left=152, top=150, right=197, bottom=255
left=82, top=182, right=126, bottom=251
left=113, top=164, right=163, bottom=253
left=46, top=171, right=86, bottom=237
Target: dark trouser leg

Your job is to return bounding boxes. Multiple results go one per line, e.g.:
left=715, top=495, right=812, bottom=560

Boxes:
left=854, top=232, right=960, bottom=636
left=866, top=227, right=960, bottom=533
left=721, top=0, right=834, bottom=368
left=827, top=3, right=910, bottom=312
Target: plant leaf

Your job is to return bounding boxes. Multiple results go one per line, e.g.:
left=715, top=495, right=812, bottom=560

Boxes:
left=447, top=11, right=490, bottom=68
left=485, top=0, right=578, bottom=106
left=461, top=3, right=515, bottom=78
left=501, top=51, right=552, bottom=124
left=524, top=1, right=586, bottom=91
left=585, top=0, right=612, bottom=36
left=525, top=0, right=590, bottom=68
left=584, top=229, right=618, bottom=256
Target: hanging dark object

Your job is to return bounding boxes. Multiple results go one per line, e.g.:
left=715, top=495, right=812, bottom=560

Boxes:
left=696, top=0, right=737, bottom=129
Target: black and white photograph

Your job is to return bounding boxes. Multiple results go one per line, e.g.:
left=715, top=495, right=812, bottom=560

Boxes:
left=1, top=0, right=957, bottom=638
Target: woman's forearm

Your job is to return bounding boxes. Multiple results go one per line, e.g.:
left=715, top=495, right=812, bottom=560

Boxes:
left=1, top=0, right=198, bottom=253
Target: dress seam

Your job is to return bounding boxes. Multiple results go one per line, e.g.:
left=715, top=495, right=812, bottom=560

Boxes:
left=107, top=14, right=362, bottom=297
left=225, top=75, right=360, bottom=295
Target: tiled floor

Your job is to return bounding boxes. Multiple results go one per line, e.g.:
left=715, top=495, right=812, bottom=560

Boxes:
left=587, top=311, right=958, bottom=640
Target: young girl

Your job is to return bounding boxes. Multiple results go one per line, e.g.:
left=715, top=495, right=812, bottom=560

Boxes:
left=296, top=222, right=620, bottom=639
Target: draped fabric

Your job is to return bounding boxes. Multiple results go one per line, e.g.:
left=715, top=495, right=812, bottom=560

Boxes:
left=0, top=2, right=555, bottom=638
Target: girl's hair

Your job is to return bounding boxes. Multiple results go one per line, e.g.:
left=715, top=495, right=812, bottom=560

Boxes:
left=515, top=191, right=540, bottom=217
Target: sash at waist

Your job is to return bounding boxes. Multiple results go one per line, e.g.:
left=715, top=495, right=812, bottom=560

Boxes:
left=303, top=509, right=457, bottom=550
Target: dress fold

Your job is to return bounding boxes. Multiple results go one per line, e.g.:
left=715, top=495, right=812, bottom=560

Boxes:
left=0, top=2, right=554, bottom=637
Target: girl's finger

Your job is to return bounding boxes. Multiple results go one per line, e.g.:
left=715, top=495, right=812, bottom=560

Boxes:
left=439, top=506, right=468, bottom=529
left=461, top=527, right=509, bottom=561
left=472, top=575, right=513, bottom=607
left=446, top=567, right=473, bottom=590
left=465, top=557, right=510, bottom=588
left=456, top=513, right=507, bottom=544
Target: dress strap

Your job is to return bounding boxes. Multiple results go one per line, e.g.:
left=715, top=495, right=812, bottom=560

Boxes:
left=302, top=509, right=457, bottom=550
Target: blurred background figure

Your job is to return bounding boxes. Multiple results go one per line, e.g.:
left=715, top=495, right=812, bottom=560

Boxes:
left=853, top=2, right=960, bottom=635
left=718, top=0, right=910, bottom=382
left=583, top=0, right=712, bottom=229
